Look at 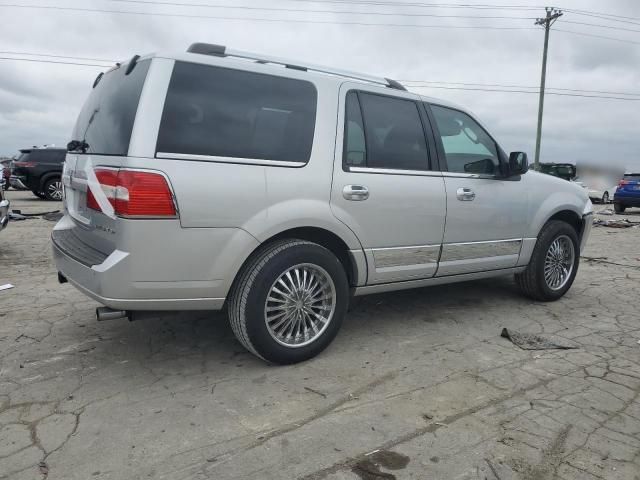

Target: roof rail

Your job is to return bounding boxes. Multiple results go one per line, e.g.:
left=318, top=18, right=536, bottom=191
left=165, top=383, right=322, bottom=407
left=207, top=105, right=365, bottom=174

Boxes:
left=186, top=43, right=406, bottom=91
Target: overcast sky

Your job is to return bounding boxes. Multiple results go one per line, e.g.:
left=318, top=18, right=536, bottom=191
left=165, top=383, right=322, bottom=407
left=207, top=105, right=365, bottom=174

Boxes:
left=0, top=0, right=638, bottom=170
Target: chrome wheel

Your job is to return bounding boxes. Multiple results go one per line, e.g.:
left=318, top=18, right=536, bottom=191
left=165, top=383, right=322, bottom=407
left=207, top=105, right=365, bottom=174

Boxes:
left=264, top=263, right=336, bottom=348
left=47, top=180, right=63, bottom=200
left=544, top=235, right=575, bottom=291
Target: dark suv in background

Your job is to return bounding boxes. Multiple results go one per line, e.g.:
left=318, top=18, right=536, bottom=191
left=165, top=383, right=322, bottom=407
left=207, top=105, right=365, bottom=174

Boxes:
left=10, top=148, right=65, bottom=200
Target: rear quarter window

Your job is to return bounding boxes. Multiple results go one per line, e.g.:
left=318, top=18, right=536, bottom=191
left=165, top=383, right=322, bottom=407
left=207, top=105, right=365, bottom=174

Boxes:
left=29, top=150, right=66, bottom=163
left=156, top=62, right=318, bottom=163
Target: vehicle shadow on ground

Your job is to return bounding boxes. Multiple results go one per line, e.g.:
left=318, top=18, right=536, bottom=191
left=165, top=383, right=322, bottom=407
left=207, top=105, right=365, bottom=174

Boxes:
left=80, top=275, right=529, bottom=373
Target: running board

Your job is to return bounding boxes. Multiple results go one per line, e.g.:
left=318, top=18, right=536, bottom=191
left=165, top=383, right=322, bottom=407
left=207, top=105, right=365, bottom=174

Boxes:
left=351, top=267, right=526, bottom=296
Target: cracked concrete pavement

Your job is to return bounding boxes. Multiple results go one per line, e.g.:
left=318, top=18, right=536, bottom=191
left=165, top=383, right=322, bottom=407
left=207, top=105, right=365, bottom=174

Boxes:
left=1, top=190, right=640, bottom=480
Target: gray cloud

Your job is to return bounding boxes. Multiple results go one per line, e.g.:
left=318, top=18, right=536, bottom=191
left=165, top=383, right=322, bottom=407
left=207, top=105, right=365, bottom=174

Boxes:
left=0, top=0, right=638, bottom=170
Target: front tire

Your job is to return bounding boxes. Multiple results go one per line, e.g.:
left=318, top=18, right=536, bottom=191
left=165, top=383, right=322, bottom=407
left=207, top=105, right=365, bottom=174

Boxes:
left=42, top=177, right=63, bottom=201
left=515, top=220, right=579, bottom=302
left=602, top=192, right=609, bottom=204
left=228, top=239, right=349, bottom=364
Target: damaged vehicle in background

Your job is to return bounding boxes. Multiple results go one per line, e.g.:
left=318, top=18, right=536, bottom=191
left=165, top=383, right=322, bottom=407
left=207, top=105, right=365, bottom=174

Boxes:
left=535, top=163, right=576, bottom=181
left=10, top=147, right=66, bottom=201
left=53, top=44, right=593, bottom=364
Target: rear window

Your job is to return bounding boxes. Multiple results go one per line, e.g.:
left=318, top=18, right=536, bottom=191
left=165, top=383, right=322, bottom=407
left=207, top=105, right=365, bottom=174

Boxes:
left=156, top=62, right=317, bottom=163
left=18, top=150, right=65, bottom=163
left=623, top=174, right=640, bottom=181
left=71, top=59, right=151, bottom=156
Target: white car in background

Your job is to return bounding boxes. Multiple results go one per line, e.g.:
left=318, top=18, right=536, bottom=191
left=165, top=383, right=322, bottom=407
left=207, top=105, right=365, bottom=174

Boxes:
left=586, top=184, right=617, bottom=204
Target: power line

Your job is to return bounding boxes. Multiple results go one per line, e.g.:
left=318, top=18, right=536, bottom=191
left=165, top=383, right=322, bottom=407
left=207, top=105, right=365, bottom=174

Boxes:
left=563, top=19, right=640, bottom=34
left=286, top=0, right=541, bottom=10
left=564, top=10, right=640, bottom=27
left=0, top=51, right=115, bottom=63
left=401, top=80, right=640, bottom=97
left=408, top=84, right=640, bottom=101
left=107, top=0, right=537, bottom=19
left=0, top=54, right=637, bottom=101
left=554, top=28, right=640, bottom=45
left=0, top=57, right=108, bottom=67
left=2, top=49, right=638, bottom=99
left=561, top=7, right=640, bottom=22
left=294, top=0, right=639, bottom=22
left=0, top=3, right=540, bottom=29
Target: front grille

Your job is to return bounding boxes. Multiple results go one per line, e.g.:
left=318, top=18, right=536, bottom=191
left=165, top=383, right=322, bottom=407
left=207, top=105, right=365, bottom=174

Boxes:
left=52, top=229, right=110, bottom=267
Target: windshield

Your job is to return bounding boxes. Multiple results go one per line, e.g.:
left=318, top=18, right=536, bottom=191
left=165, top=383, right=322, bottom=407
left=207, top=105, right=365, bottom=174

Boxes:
left=71, top=59, right=150, bottom=156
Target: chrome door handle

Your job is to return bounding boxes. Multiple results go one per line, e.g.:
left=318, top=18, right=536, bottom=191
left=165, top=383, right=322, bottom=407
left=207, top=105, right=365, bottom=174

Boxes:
left=456, top=187, right=476, bottom=201
left=343, top=185, right=369, bottom=201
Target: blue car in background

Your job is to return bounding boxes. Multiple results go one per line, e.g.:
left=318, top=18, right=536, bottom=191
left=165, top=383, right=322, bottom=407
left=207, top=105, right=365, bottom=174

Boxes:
left=614, top=173, right=640, bottom=213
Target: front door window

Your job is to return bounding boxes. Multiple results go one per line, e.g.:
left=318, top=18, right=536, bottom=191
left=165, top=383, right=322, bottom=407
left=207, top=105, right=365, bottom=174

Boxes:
left=430, top=105, right=500, bottom=176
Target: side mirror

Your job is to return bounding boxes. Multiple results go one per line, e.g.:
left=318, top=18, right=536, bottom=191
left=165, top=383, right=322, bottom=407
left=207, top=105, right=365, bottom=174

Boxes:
left=508, top=152, right=528, bottom=176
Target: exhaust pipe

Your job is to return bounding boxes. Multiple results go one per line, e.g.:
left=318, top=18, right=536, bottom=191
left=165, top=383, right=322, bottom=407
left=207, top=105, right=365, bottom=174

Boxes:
left=96, top=307, right=128, bottom=322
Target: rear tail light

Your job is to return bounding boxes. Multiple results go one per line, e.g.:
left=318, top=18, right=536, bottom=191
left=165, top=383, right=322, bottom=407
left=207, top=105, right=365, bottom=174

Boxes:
left=618, top=180, right=629, bottom=187
left=87, top=168, right=177, bottom=218
left=14, top=161, right=36, bottom=168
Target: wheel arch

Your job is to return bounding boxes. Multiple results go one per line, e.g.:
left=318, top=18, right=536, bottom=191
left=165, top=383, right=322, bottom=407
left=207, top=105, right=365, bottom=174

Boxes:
left=38, top=171, right=62, bottom=191
left=228, top=226, right=366, bottom=303
left=547, top=209, right=583, bottom=238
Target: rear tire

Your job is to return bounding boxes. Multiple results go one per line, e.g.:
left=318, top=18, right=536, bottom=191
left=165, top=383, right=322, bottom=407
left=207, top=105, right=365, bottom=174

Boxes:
left=614, top=203, right=625, bottom=213
left=42, top=177, right=63, bottom=201
left=515, top=220, right=579, bottom=302
left=228, top=239, right=349, bottom=364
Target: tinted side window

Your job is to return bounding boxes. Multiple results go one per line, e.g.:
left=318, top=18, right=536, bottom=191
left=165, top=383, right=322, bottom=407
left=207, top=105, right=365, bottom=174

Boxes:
left=157, top=62, right=317, bottom=163
left=343, top=91, right=366, bottom=167
left=357, top=93, right=428, bottom=171
left=430, top=105, right=499, bottom=175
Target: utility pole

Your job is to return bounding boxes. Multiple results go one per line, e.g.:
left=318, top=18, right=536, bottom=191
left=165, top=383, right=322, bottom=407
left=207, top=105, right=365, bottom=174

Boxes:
left=533, top=7, right=563, bottom=171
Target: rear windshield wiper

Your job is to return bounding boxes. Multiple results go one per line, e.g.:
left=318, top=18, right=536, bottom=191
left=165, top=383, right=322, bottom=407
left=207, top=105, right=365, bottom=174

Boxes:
left=67, top=140, right=90, bottom=153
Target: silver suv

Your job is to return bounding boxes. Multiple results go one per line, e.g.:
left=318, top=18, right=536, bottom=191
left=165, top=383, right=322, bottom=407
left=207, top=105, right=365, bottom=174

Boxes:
left=53, top=43, right=593, bottom=364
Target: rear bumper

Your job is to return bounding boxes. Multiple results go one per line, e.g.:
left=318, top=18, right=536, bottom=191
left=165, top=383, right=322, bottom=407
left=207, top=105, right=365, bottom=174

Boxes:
left=53, top=239, right=226, bottom=310
left=613, top=196, right=640, bottom=207
left=0, top=199, right=9, bottom=232
left=51, top=214, right=259, bottom=311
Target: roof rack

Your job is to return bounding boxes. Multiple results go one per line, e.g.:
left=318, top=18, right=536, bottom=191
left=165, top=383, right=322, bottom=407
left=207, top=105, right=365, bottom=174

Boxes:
left=187, top=43, right=406, bottom=91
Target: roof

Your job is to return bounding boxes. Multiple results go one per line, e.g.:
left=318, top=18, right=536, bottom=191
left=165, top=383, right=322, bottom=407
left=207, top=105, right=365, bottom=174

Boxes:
left=20, top=148, right=66, bottom=153
left=136, top=44, right=473, bottom=116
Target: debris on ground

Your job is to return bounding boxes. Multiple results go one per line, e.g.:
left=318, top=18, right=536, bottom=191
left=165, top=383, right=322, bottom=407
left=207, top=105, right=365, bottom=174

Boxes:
left=42, top=211, right=63, bottom=221
left=9, top=211, right=27, bottom=221
left=597, top=208, right=614, bottom=215
left=582, top=256, right=640, bottom=269
left=593, top=218, right=640, bottom=228
left=500, top=328, right=579, bottom=350
left=352, top=450, right=410, bottom=480
left=0, top=284, right=14, bottom=291
left=9, top=209, right=61, bottom=221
